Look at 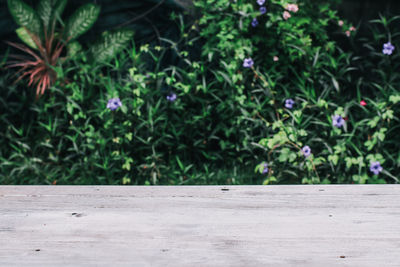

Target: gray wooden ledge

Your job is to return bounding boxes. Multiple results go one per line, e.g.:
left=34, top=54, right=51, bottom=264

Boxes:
left=1, top=185, right=400, bottom=266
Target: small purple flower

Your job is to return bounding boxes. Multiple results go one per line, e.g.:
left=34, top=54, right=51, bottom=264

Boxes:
left=383, top=42, right=395, bottom=55
left=302, top=146, right=311, bottom=157
left=285, top=98, right=295, bottom=109
left=243, top=58, right=254, bottom=68
left=166, top=92, right=177, bottom=102
left=107, top=97, right=122, bottom=111
left=332, top=115, right=345, bottom=128
left=262, top=163, right=268, bottom=174
left=369, top=161, right=383, bottom=175
left=251, top=18, right=259, bottom=27
left=257, top=0, right=265, bottom=5
left=260, top=6, right=267, bottom=14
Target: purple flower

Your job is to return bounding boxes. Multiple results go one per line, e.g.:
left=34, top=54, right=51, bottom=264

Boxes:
left=166, top=92, right=177, bottom=102
left=369, top=161, right=383, bottom=175
left=383, top=42, right=395, bottom=55
left=302, top=146, right=311, bottom=157
left=257, top=0, right=265, bottom=5
left=243, top=58, right=254, bottom=68
left=260, top=6, right=267, bottom=14
left=251, top=18, right=259, bottom=27
left=285, top=98, right=295, bottom=109
left=262, top=163, right=268, bottom=174
left=332, top=115, right=345, bottom=128
left=107, top=97, right=122, bottom=111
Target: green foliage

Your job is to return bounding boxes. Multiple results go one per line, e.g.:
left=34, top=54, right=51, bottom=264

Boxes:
left=36, top=0, right=53, bottom=29
left=1, top=1, right=399, bottom=185
left=36, top=0, right=67, bottom=29
left=64, top=3, right=101, bottom=40
left=53, top=0, right=67, bottom=21
left=90, top=30, right=135, bottom=62
left=6, top=0, right=132, bottom=97
left=15, top=27, right=38, bottom=49
left=194, top=0, right=399, bottom=184
left=7, top=0, right=42, bottom=34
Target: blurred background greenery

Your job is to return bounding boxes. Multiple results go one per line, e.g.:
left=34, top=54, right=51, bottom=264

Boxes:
left=1, top=0, right=400, bottom=47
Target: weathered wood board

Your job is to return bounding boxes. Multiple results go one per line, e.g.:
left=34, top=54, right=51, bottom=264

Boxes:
left=1, top=185, right=399, bottom=266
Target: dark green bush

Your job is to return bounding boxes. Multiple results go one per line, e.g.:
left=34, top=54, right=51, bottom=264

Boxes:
left=1, top=0, right=399, bottom=184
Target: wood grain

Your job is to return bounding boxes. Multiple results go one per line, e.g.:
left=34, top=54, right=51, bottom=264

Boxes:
left=1, top=185, right=399, bottom=266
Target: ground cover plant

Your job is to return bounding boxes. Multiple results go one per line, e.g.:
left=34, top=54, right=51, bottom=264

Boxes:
left=0, top=0, right=399, bottom=185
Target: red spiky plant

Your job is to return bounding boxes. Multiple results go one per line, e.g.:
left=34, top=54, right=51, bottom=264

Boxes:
left=6, top=0, right=129, bottom=99
left=6, top=27, right=67, bottom=98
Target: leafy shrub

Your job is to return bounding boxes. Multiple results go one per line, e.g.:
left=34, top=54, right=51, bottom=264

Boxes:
left=250, top=12, right=400, bottom=184
left=0, top=41, right=256, bottom=185
left=333, top=15, right=400, bottom=184
left=1, top=0, right=399, bottom=185
left=192, top=0, right=343, bottom=183
left=192, top=0, right=399, bottom=184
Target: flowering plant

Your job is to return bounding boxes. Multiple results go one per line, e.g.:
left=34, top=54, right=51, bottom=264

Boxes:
left=1, top=0, right=399, bottom=185
left=195, top=0, right=399, bottom=184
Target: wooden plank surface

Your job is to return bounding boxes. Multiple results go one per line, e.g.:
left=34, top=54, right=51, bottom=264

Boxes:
left=0, top=185, right=399, bottom=266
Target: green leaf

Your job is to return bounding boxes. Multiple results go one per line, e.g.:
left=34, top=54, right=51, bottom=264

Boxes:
left=125, top=133, right=133, bottom=141
left=353, top=174, right=368, bottom=184
left=313, top=157, right=326, bottom=165
left=122, top=177, right=131, bottom=185
left=36, top=0, right=66, bottom=30
left=278, top=148, right=290, bottom=162
left=90, top=29, right=134, bottom=62
left=53, top=0, right=67, bottom=21
left=263, top=176, right=277, bottom=185
left=389, top=95, right=400, bottom=104
left=367, top=116, right=380, bottom=128
left=8, top=0, right=42, bottom=35
left=66, top=41, right=82, bottom=58
left=122, top=158, right=133, bottom=171
left=382, top=110, right=394, bottom=120
left=345, top=157, right=352, bottom=169
left=328, top=154, right=339, bottom=166
left=331, top=77, right=339, bottom=92
left=377, top=133, right=385, bottom=142
left=288, top=152, right=297, bottom=162
left=15, top=27, right=38, bottom=49
left=176, top=156, right=184, bottom=171
left=36, top=0, right=52, bottom=29
left=65, top=3, right=100, bottom=40
left=364, top=140, right=376, bottom=151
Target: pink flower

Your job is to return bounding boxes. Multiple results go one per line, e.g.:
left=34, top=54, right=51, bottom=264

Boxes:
left=283, top=11, right=291, bottom=20
left=360, top=100, right=367, bottom=106
left=286, top=4, right=299, bottom=13
left=273, top=56, right=279, bottom=62
left=345, top=30, right=351, bottom=37
left=338, top=20, right=344, bottom=26
left=349, top=26, right=356, bottom=32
